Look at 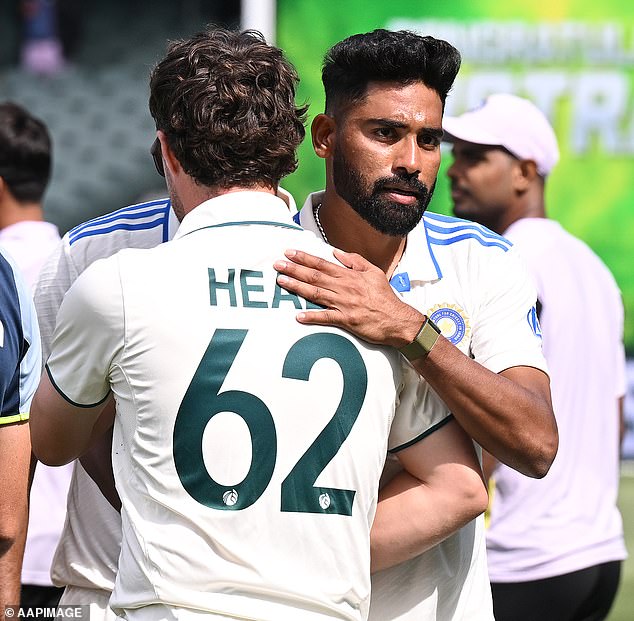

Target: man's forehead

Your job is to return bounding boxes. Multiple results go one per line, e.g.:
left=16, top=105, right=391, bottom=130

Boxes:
left=451, top=140, right=503, bottom=154
left=348, top=81, right=442, bottom=122
left=450, top=140, right=518, bottom=164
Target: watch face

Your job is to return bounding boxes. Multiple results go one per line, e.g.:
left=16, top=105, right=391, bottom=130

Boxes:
left=399, top=318, right=441, bottom=361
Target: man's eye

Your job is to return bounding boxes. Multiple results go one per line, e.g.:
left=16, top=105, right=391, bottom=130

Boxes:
left=374, top=127, right=395, bottom=139
left=419, top=134, right=440, bottom=147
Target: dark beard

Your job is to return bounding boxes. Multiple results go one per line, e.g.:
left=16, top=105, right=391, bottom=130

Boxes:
left=332, top=146, right=434, bottom=236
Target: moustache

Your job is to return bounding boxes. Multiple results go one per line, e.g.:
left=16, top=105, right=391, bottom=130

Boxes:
left=373, top=175, right=429, bottom=199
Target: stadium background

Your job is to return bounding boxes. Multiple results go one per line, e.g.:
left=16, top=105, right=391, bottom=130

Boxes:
left=0, top=0, right=632, bottom=617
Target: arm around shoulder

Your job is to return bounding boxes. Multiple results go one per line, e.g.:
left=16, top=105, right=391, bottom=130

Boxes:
left=370, top=417, right=488, bottom=573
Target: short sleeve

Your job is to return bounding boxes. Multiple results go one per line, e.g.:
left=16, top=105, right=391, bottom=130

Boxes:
left=0, top=249, right=41, bottom=423
left=388, top=361, right=452, bottom=452
left=46, top=255, right=124, bottom=406
left=471, top=246, right=548, bottom=375
left=33, top=236, right=77, bottom=365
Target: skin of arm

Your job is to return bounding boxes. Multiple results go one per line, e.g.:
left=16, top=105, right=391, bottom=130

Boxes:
left=30, top=372, right=112, bottom=467
left=78, top=399, right=120, bottom=511
left=371, top=418, right=488, bottom=573
left=274, top=248, right=558, bottom=479
left=0, top=421, right=31, bottom=614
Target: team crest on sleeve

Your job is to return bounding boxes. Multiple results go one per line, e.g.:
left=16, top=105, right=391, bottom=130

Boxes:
left=527, top=306, right=542, bottom=339
left=428, top=304, right=470, bottom=345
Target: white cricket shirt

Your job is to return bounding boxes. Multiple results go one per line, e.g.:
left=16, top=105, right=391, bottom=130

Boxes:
left=46, top=192, right=450, bottom=621
left=299, top=192, right=549, bottom=621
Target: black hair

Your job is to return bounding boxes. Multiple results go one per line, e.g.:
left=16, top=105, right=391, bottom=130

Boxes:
left=322, top=29, right=461, bottom=115
left=0, top=102, right=51, bottom=203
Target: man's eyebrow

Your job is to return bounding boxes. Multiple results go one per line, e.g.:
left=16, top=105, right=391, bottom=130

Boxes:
left=366, top=118, right=408, bottom=129
left=424, top=127, right=444, bottom=139
left=366, top=118, right=444, bottom=138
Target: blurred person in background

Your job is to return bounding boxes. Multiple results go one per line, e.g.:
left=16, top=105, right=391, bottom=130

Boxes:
left=0, top=247, right=41, bottom=620
left=19, top=0, right=65, bottom=75
left=444, top=93, right=627, bottom=621
left=274, top=29, right=556, bottom=621
left=0, top=100, right=72, bottom=611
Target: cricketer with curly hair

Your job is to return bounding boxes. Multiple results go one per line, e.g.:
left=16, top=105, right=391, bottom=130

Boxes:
left=30, top=27, right=487, bottom=621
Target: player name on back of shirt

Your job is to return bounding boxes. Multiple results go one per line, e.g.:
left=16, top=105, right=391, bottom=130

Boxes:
left=208, top=267, right=323, bottom=310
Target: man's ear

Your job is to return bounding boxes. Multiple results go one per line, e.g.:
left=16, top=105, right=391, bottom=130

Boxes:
left=311, top=114, right=337, bottom=159
left=157, top=130, right=181, bottom=177
left=514, top=159, right=539, bottom=192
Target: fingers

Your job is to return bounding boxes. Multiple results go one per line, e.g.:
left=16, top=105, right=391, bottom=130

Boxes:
left=275, top=271, right=332, bottom=306
left=284, top=249, right=346, bottom=275
left=332, top=248, right=374, bottom=272
left=296, top=309, right=342, bottom=327
left=281, top=247, right=375, bottom=275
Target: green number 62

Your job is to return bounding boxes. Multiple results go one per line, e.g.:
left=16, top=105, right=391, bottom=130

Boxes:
left=173, top=328, right=368, bottom=515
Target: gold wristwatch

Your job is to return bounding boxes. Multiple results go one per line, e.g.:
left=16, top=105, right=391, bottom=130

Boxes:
left=399, top=316, right=441, bottom=361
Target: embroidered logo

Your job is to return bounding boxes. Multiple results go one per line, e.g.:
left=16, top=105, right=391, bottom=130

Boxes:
left=429, top=304, right=470, bottom=346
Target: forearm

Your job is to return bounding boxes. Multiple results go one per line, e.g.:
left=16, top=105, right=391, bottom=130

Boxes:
left=0, top=422, right=30, bottom=614
left=0, top=523, right=27, bottom=613
left=79, top=419, right=121, bottom=511
left=371, top=467, right=485, bottom=573
left=410, top=336, right=557, bottom=478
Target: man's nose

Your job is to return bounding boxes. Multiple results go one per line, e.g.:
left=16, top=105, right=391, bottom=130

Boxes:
left=393, top=137, right=423, bottom=177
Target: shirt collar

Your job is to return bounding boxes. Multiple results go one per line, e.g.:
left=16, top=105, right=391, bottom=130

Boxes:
left=174, top=191, right=297, bottom=241
left=298, top=191, right=324, bottom=238
left=299, top=190, right=442, bottom=285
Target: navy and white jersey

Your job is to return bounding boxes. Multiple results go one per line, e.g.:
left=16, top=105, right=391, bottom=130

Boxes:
left=0, top=247, right=41, bottom=425
left=299, top=192, right=548, bottom=621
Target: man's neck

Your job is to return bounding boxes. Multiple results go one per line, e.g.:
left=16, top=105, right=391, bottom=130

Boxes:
left=0, top=201, right=44, bottom=229
left=498, top=194, right=547, bottom=235
left=177, top=183, right=277, bottom=221
left=318, top=190, right=407, bottom=277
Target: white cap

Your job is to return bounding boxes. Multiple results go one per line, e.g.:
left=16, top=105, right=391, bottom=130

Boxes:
left=443, top=94, right=560, bottom=177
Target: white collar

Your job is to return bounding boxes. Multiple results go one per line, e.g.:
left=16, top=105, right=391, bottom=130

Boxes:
left=174, top=191, right=296, bottom=241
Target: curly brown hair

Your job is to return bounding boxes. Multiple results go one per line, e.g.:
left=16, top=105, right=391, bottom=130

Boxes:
left=149, top=27, right=307, bottom=189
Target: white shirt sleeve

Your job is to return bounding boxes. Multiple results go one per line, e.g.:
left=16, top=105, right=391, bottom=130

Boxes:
left=388, top=361, right=452, bottom=452
left=470, top=246, right=549, bottom=375
left=45, top=255, right=124, bottom=406
left=33, top=237, right=78, bottom=365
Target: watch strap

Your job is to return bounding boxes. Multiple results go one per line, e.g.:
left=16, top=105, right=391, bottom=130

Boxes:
left=399, top=317, right=441, bottom=361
